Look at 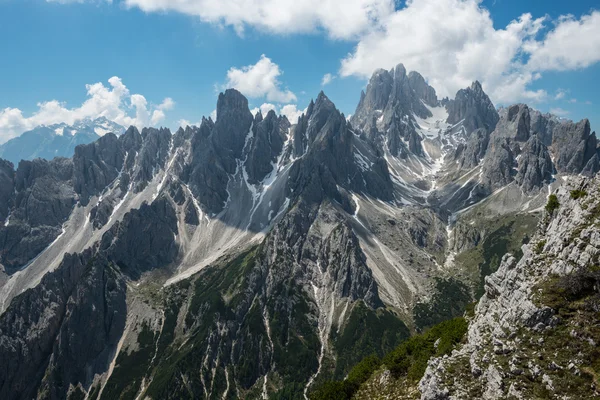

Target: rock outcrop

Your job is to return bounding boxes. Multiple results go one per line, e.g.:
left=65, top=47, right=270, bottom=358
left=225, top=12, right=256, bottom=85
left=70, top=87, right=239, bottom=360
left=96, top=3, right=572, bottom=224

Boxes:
left=0, top=250, right=126, bottom=400
left=351, top=64, right=439, bottom=157
left=446, top=81, right=499, bottom=134
left=515, top=135, right=554, bottom=193
left=420, top=175, right=600, bottom=399
left=552, top=119, right=599, bottom=175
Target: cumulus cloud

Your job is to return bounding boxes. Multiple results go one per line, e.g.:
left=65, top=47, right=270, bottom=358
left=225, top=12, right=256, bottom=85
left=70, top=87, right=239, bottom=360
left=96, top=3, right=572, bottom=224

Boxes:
left=280, top=104, right=307, bottom=124
left=151, top=97, right=175, bottom=125
left=525, top=12, right=600, bottom=72
left=340, top=1, right=600, bottom=104
left=248, top=103, right=307, bottom=124
left=122, top=0, right=394, bottom=39
left=223, top=55, right=296, bottom=103
left=340, top=0, right=549, bottom=103
left=45, top=0, right=600, bottom=107
left=250, top=103, right=277, bottom=117
left=554, top=89, right=567, bottom=100
left=321, top=73, right=335, bottom=86
left=0, top=77, right=174, bottom=144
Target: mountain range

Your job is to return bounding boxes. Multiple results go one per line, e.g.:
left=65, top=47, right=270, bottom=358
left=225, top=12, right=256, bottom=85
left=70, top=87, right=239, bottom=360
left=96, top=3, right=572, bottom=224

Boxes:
left=0, top=117, right=125, bottom=166
left=0, top=64, right=598, bottom=400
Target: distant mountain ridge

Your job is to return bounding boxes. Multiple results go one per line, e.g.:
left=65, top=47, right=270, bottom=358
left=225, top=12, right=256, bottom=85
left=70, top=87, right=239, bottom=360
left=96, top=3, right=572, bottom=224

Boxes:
left=0, top=117, right=125, bottom=166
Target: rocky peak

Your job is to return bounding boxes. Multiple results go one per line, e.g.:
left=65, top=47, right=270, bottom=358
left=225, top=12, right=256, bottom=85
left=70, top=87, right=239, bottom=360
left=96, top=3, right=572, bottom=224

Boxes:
left=454, top=128, right=490, bottom=169
left=289, top=94, right=393, bottom=211
left=254, top=109, right=264, bottom=124
left=292, top=91, right=338, bottom=158
left=408, top=71, right=438, bottom=107
left=515, top=134, right=554, bottom=193
left=73, top=133, right=125, bottom=206
left=481, top=136, right=515, bottom=191
left=119, top=126, right=142, bottom=153
left=446, top=81, right=499, bottom=134
left=134, top=128, right=172, bottom=191
left=493, top=104, right=531, bottom=142
left=349, top=64, right=444, bottom=160
left=394, top=63, right=407, bottom=79
left=552, top=119, right=599, bottom=175
left=530, top=109, right=559, bottom=146
left=213, top=88, right=254, bottom=160
left=245, top=109, right=290, bottom=183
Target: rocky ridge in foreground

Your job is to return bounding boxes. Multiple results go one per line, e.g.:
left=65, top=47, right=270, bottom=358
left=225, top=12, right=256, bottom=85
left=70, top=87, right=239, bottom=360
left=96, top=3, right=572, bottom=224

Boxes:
left=419, top=175, right=600, bottom=399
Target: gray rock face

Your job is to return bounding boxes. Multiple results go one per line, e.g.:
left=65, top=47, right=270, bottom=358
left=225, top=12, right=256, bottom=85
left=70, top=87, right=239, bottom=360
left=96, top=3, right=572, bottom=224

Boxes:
left=89, top=198, right=115, bottom=229
left=420, top=175, right=600, bottom=399
left=37, top=256, right=126, bottom=400
left=552, top=119, right=599, bottom=175
left=351, top=64, right=439, bottom=158
left=213, top=88, right=254, bottom=166
left=245, top=110, right=290, bottom=184
left=181, top=89, right=256, bottom=215
left=481, top=137, right=515, bottom=191
left=293, top=91, right=338, bottom=158
left=13, top=158, right=75, bottom=227
left=0, top=159, right=15, bottom=223
left=454, top=128, right=489, bottom=169
left=289, top=92, right=394, bottom=208
left=408, top=71, right=438, bottom=107
left=530, top=109, right=559, bottom=146
left=133, top=127, right=172, bottom=191
left=100, top=197, right=178, bottom=279
left=119, top=125, right=143, bottom=154
left=515, top=135, right=554, bottom=193
left=0, top=250, right=126, bottom=400
left=318, top=222, right=381, bottom=307
left=0, top=158, right=75, bottom=272
left=493, top=104, right=531, bottom=142
left=73, top=133, right=125, bottom=205
left=446, top=81, right=499, bottom=134
left=184, top=118, right=231, bottom=215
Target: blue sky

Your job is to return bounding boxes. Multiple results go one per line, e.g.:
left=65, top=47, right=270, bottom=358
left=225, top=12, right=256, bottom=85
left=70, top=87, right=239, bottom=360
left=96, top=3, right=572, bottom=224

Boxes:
left=0, top=0, right=598, bottom=142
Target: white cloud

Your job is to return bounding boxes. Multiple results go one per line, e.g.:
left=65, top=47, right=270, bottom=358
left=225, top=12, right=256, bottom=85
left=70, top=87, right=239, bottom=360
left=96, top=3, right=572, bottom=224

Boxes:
left=177, top=118, right=202, bottom=128
left=122, top=0, right=394, bottom=39
left=280, top=104, right=307, bottom=124
left=550, top=107, right=570, bottom=117
left=247, top=103, right=307, bottom=124
left=340, top=1, right=600, bottom=105
left=250, top=103, right=277, bottom=117
left=526, top=12, right=600, bottom=72
left=224, top=55, right=296, bottom=103
left=568, top=98, right=578, bottom=104
left=151, top=97, right=175, bottom=125
left=0, top=77, right=174, bottom=144
left=321, top=73, right=335, bottom=86
left=554, top=89, right=567, bottom=100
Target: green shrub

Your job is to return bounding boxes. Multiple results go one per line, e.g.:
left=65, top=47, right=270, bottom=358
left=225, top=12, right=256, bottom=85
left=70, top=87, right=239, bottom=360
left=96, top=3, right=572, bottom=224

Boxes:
left=309, top=355, right=380, bottom=400
left=311, top=318, right=468, bottom=399
left=545, top=194, right=560, bottom=214
left=570, top=189, right=588, bottom=200
left=535, top=240, right=546, bottom=254
left=384, top=317, right=467, bottom=380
